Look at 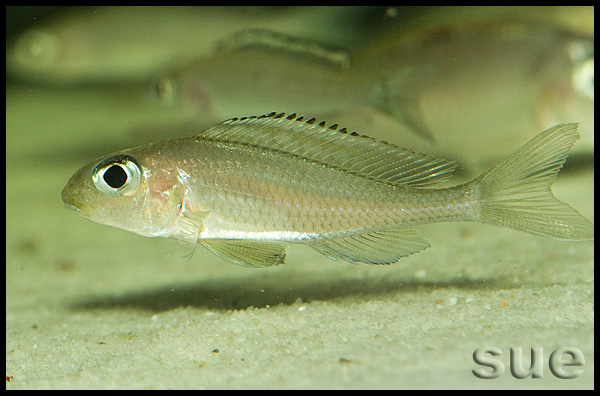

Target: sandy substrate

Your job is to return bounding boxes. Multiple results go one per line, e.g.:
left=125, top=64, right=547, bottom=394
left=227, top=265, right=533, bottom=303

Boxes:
left=6, top=83, right=593, bottom=389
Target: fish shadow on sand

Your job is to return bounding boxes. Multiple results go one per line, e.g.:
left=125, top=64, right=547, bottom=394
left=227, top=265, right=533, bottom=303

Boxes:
left=68, top=272, right=513, bottom=313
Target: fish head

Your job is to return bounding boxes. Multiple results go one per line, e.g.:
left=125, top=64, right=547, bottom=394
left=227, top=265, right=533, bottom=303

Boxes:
left=153, top=68, right=215, bottom=115
left=62, top=150, right=185, bottom=238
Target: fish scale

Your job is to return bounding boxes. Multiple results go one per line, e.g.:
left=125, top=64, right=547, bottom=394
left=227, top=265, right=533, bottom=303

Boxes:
left=186, top=143, right=462, bottom=235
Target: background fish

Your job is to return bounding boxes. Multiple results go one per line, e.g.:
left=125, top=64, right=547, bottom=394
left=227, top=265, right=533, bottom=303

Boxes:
left=351, top=18, right=594, bottom=170
left=155, top=29, right=431, bottom=140
left=62, top=112, right=593, bottom=267
left=7, top=6, right=375, bottom=84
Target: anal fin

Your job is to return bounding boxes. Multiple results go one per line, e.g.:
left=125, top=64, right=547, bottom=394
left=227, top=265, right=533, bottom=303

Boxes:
left=201, top=239, right=287, bottom=268
left=309, top=227, right=430, bottom=265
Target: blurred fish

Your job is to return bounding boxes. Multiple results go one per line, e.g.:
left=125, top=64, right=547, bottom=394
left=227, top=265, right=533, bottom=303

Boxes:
left=352, top=19, right=594, bottom=171
left=62, top=112, right=593, bottom=267
left=155, top=29, right=434, bottom=141
left=371, top=6, right=594, bottom=42
left=7, top=6, right=375, bottom=84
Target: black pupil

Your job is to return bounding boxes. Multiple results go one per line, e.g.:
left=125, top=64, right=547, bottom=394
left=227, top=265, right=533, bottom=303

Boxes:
left=103, top=165, right=128, bottom=189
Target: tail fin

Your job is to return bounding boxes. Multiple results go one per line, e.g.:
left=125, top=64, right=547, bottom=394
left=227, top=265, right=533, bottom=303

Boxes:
left=474, top=123, right=593, bottom=240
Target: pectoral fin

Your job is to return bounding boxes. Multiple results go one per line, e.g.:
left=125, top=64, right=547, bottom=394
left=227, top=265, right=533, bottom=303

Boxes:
left=201, top=239, right=287, bottom=268
left=176, top=210, right=210, bottom=260
left=310, top=227, right=430, bottom=264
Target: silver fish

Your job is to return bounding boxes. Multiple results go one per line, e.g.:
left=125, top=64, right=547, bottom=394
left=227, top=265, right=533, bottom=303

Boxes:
left=62, top=112, right=593, bottom=267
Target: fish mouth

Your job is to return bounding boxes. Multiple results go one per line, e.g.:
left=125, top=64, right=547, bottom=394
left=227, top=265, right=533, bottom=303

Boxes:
left=62, top=195, right=87, bottom=216
left=62, top=196, right=95, bottom=220
left=61, top=184, right=77, bottom=210
left=63, top=201, right=82, bottom=213
left=61, top=181, right=88, bottom=215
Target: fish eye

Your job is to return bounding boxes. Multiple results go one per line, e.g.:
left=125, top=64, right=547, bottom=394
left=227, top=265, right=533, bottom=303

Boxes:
left=568, top=41, right=594, bottom=101
left=153, top=74, right=177, bottom=105
left=92, top=155, right=142, bottom=196
left=572, top=57, right=594, bottom=101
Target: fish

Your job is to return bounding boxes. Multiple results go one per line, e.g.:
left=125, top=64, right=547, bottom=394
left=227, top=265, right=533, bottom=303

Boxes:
left=352, top=21, right=595, bottom=169
left=155, top=29, right=433, bottom=141
left=7, top=7, right=371, bottom=84
left=62, top=112, right=593, bottom=267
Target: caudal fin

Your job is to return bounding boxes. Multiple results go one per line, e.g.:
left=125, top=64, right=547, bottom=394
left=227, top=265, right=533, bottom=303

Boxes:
left=475, top=123, right=593, bottom=240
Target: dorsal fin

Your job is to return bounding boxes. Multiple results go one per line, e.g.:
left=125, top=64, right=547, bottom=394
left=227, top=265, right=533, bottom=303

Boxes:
left=199, top=112, right=456, bottom=188
left=214, top=28, right=352, bottom=70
